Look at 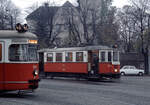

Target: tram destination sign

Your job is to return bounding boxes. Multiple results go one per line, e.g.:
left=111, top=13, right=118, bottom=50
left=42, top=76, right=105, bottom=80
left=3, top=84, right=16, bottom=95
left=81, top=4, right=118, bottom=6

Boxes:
left=12, top=39, right=28, bottom=44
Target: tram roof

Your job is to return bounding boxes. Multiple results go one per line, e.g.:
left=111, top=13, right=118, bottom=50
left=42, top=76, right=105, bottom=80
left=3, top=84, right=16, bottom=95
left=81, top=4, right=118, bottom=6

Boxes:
left=39, top=45, right=113, bottom=52
left=0, top=30, right=37, bottom=39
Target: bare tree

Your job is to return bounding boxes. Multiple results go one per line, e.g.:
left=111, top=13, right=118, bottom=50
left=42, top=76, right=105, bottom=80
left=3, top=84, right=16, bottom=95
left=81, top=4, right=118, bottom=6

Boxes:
left=25, top=2, right=39, bottom=15
left=0, top=0, right=20, bottom=30
left=129, top=0, right=150, bottom=74
left=77, top=0, right=91, bottom=44
left=26, top=0, right=119, bottom=48
left=26, top=1, right=62, bottom=48
left=117, top=5, right=138, bottom=52
left=76, top=0, right=118, bottom=46
left=7, top=3, right=21, bottom=30
left=61, top=2, right=82, bottom=47
left=96, top=0, right=119, bottom=46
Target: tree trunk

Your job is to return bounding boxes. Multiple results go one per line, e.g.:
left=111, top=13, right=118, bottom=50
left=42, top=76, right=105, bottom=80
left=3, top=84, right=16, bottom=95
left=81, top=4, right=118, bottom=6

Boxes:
left=11, top=16, right=13, bottom=30
left=143, top=51, right=149, bottom=75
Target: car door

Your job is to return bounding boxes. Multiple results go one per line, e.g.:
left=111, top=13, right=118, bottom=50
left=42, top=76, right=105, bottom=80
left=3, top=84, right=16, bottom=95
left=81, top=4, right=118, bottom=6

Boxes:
left=129, top=66, right=136, bottom=74
left=125, top=66, right=131, bottom=74
left=122, top=66, right=129, bottom=74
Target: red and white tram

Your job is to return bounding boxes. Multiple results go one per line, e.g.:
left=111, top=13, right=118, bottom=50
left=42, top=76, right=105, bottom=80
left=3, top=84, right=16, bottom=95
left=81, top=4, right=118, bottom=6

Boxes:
left=39, top=46, right=120, bottom=80
left=0, top=30, right=39, bottom=92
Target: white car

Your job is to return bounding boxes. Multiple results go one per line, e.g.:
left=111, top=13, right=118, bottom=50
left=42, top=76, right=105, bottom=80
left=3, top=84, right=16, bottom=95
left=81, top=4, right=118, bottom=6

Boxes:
left=120, top=65, right=144, bottom=76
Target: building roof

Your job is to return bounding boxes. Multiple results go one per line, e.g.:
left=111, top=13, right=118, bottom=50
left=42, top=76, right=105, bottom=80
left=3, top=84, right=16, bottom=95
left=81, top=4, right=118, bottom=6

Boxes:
left=62, top=1, right=74, bottom=7
left=0, top=30, right=37, bottom=39
left=26, top=6, right=59, bottom=20
left=26, top=1, right=74, bottom=21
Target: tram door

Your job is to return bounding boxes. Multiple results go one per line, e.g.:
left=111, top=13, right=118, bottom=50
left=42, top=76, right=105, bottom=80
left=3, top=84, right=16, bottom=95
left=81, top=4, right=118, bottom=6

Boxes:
left=39, top=52, right=44, bottom=74
left=88, top=50, right=99, bottom=75
left=0, top=42, right=4, bottom=90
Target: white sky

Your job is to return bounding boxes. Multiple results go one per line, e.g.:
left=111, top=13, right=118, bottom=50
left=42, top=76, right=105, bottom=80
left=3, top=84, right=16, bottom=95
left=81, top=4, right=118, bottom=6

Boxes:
left=11, top=0, right=129, bottom=22
left=12, top=0, right=129, bottom=9
left=112, top=0, right=129, bottom=8
left=12, top=0, right=77, bottom=9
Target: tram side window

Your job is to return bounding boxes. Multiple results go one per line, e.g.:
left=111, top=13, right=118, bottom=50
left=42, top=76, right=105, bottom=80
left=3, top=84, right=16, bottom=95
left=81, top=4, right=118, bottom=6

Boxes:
left=9, top=44, right=37, bottom=61
left=113, top=51, right=119, bottom=62
left=0, top=44, right=2, bottom=61
left=9, top=44, right=28, bottom=61
left=101, top=52, right=105, bottom=62
left=47, top=53, right=53, bottom=62
left=76, top=52, right=83, bottom=62
left=56, top=53, right=62, bottom=62
left=65, top=52, right=73, bottom=62
left=108, top=52, right=112, bottom=62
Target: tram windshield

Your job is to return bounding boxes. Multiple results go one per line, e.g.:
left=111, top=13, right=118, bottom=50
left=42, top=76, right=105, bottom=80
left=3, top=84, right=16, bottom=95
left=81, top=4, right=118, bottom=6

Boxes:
left=9, top=44, right=38, bottom=62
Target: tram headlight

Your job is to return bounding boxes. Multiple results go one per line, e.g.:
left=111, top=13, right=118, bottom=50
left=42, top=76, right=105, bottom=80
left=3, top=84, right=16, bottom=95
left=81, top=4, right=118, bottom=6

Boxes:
left=33, top=70, right=38, bottom=76
left=114, top=69, right=118, bottom=72
left=91, top=70, right=94, bottom=74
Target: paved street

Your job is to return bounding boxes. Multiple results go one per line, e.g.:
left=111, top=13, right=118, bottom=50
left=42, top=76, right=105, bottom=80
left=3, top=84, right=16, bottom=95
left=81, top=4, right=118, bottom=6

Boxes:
left=0, top=76, right=150, bottom=105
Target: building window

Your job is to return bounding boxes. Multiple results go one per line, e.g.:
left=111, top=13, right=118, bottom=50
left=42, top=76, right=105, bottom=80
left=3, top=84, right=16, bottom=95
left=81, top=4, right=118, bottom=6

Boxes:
left=56, top=53, right=62, bottom=62
left=101, top=52, right=105, bottom=62
left=65, top=52, right=73, bottom=62
left=47, top=53, right=53, bottom=62
left=76, top=52, right=83, bottom=62
left=0, top=44, right=2, bottom=61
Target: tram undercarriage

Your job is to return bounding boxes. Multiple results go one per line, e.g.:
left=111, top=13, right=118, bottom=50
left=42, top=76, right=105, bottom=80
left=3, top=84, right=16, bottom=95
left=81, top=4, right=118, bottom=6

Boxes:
left=44, top=72, right=120, bottom=80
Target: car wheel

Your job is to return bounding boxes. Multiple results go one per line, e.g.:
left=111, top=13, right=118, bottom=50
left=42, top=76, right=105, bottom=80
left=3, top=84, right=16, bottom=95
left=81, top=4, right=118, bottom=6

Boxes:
left=121, top=72, right=125, bottom=76
left=138, top=72, right=143, bottom=76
